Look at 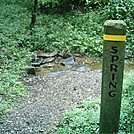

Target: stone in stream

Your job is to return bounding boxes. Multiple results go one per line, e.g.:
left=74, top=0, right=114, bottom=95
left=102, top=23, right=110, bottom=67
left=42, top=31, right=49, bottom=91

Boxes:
left=62, top=57, right=75, bottom=66
left=0, top=96, right=2, bottom=102
left=37, top=50, right=58, bottom=58
left=31, top=58, right=43, bottom=67
left=58, top=51, right=72, bottom=58
left=47, top=71, right=61, bottom=77
left=71, top=66, right=91, bottom=72
left=42, top=57, right=55, bottom=64
left=23, top=66, right=35, bottom=74
left=54, top=57, right=64, bottom=64
left=41, top=63, right=55, bottom=68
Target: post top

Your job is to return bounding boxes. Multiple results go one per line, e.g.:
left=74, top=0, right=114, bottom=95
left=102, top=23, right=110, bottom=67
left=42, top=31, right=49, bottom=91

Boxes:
left=104, top=20, right=126, bottom=35
left=104, top=20, right=126, bottom=27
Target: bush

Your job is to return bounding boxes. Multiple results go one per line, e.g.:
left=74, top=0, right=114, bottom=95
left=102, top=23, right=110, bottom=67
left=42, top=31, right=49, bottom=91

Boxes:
left=0, top=0, right=32, bottom=116
left=99, top=0, right=134, bottom=58
left=28, top=11, right=103, bottom=56
left=56, top=99, right=100, bottom=134
left=0, top=44, right=32, bottom=116
left=120, top=71, right=134, bottom=133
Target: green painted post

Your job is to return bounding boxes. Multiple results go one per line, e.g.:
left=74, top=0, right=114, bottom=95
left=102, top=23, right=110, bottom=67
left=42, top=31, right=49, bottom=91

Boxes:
left=100, top=20, right=126, bottom=133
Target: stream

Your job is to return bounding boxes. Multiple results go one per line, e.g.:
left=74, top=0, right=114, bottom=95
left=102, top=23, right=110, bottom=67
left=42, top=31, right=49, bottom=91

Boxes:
left=34, top=57, right=134, bottom=76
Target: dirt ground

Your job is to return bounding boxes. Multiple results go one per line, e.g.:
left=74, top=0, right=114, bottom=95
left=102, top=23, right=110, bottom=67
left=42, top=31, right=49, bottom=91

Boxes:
left=0, top=68, right=102, bottom=134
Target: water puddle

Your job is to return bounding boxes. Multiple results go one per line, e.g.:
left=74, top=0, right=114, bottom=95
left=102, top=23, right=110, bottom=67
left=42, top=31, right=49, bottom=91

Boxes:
left=35, top=64, right=70, bottom=76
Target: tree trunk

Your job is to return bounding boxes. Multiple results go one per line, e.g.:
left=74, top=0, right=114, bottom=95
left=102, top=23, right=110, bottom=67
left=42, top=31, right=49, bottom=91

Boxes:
left=30, top=0, right=38, bottom=28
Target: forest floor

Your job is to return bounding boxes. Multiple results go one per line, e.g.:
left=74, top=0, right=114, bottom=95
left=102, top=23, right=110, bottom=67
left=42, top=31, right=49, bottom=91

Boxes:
left=0, top=68, right=101, bottom=134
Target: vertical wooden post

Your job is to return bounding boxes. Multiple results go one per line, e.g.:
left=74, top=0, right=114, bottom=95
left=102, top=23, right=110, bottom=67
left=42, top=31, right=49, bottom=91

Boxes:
left=100, top=20, right=126, bottom=133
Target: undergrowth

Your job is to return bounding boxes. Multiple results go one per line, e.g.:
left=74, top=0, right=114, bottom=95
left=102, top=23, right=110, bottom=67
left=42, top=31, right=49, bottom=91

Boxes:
left=0, top=46, right=32, bottom=116
left=56, top=99, right=100, bottom=134
left=0, top=1, right=32, bottom=116
left=31, top=11, right=103, bottom=56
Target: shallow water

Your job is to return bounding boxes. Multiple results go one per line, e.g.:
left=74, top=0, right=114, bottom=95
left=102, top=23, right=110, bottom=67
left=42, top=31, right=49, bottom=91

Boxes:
left=35, top=57, right=134, bottom=76
left=85, top=59, right=134, bottom=71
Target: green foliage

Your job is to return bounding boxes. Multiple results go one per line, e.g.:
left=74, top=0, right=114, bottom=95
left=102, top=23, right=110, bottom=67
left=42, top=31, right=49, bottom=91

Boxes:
left=0, top=46, right=31, bottom=116
left=0, top=49, right=29, bottom=116
left=2, top=0, right=133, bottom=58
left=39, top=0, right=60, bottom=5
left=28, top=11, right=103, bottom=56
left=0, top=0, right=32, bottom=116
left=56, top=99, right=100, bottom=134
left=84, top=0, right=111, bottom=8
left=99, top=0, right=134, bottom=58
left=120, top=71, right=134, bottom=133
left=28, top=0, right=133, bottom=58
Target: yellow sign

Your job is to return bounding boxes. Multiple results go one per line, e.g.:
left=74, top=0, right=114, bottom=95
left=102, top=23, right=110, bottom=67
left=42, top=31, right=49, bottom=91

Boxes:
left=104, top=34, right=126, bottom=41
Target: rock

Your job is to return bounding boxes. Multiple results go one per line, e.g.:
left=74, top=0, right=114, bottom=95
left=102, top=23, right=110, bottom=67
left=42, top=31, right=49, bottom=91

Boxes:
left=37, top=51, right=58, bottom=58
left=23, top=66, right=35, bottom=75
left=58, top=52, right=72, bottom=59
left=55, top=57, right=75, bottom=66
left=31, top=58, right=43, bottom=67
left=42, top=57, right=55, bottom=64
left=72, top=52, right=80, bottom=57
left=54, top=57, right=63, bottom=64
left=47, top=72, right=61, bottom=77
left=62, top=57, right=75, bottom=66
left=41, top=63, right=55, bottom=68
left=71, top=66, right=91, bottom=72
left=0, top=96, right=2, bottom=102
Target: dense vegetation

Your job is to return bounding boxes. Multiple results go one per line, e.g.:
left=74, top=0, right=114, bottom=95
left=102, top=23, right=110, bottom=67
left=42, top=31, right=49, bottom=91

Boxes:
left=0, top=0, right=134, bottom=132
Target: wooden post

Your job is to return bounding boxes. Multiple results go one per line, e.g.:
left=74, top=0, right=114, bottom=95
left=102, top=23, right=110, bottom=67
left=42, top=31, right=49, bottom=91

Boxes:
left=100, top=20, right=126, bottom=133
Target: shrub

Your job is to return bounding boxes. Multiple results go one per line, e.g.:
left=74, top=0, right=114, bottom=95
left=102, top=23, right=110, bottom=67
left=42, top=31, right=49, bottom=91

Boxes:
left=99, top=0, right=134, bottom=58
left=120, top=71, right=134, bottom=133
left=28, top=11, right=103, bottom=56
left=0, top=0, right=32, bottom=116
left=56, top=99, right=100, bottom=134
left=0, top=44, right=32, bottom=116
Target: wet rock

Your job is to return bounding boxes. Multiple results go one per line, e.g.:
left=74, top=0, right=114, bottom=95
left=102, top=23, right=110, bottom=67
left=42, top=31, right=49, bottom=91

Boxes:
left=0, top=96, right=2, bottom=102
left=58, top=52, right=72, bottom=59
left=35, top=67, right=44, bottom=72
left=72, top=52, right=80, bottom=57
left=62, top=57, right=75, bottom=66
left=42, top=57, right=55, bottom=64
left=47, top=72, right=61, bottom=77
left=23, top=66, right=35, bottom=75
left=54, top=57, right=63, bottom=64
left=31, top=58, right=43, bottom=67
left=37, top=51, right=58, bottom=58
left=41, top=63, right=54, bottom=68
